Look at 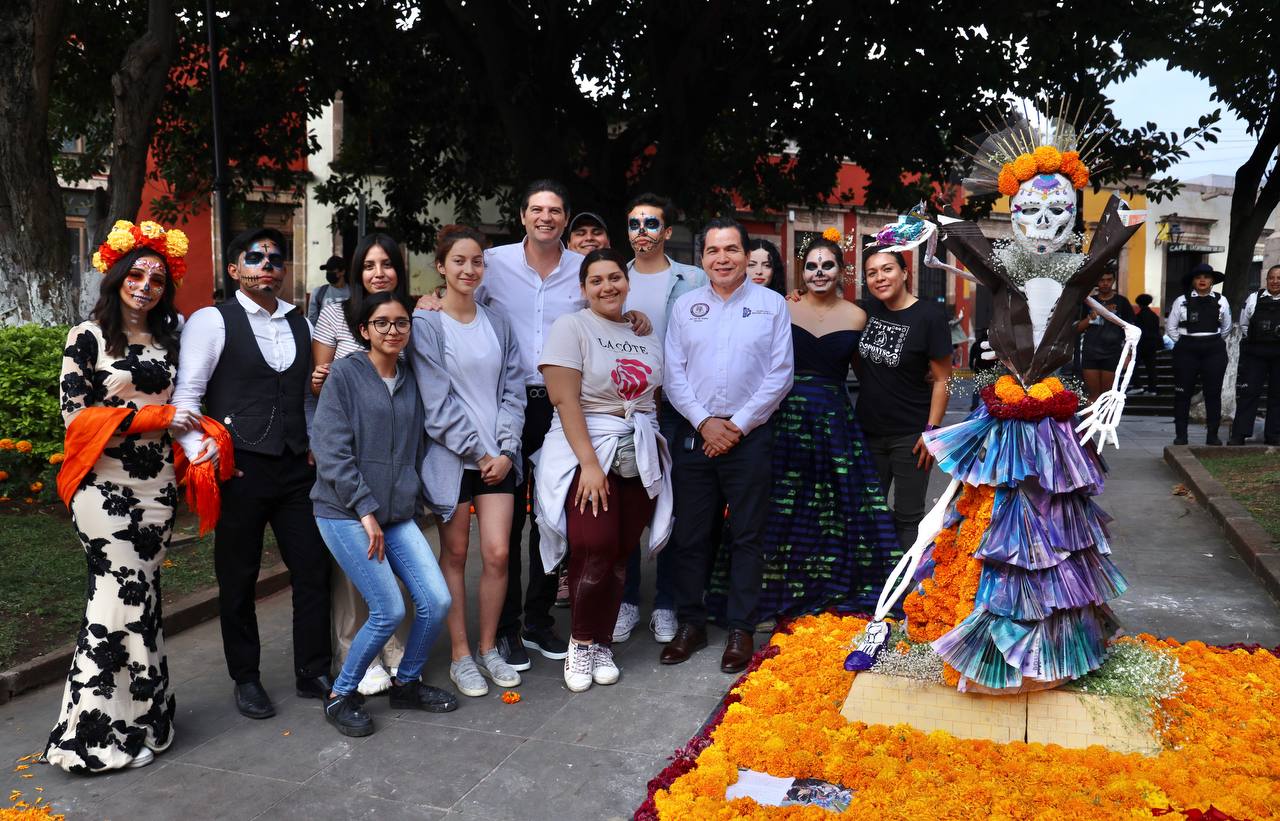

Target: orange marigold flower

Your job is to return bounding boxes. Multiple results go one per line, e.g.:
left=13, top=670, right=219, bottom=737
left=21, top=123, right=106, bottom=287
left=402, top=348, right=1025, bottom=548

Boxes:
left=15, top=441, right=32, bottom=453
left=28, top=482, right=42, bottom=493
left=1069, top=166, right=1090, bottom=189
left=1033, top=145, right=1062, bottom=174
left=895, top=641, right=911, bottom=655
left=994, top=375, right=1026, bottom=404
left=997, top=167, right=1020, bottom=197
left=1041, top=377, right=1065, bottom=393
left=49, top=452, right=65, bottom=465
left=822, top=227, right=843, bottom=243
left=1028, top=383, right=1054, bottom=401
left=0, top=439, right=13, bottom=450
left=1010, top=153, right=1037, bottom=180
left=501, top=691, right=521, bottom=704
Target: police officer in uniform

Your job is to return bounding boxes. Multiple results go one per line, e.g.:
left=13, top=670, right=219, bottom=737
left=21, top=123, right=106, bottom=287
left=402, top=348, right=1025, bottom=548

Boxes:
left=1167, top=263, right=1232, bottom=445
left=1229, top=264, right=1280, bottom=445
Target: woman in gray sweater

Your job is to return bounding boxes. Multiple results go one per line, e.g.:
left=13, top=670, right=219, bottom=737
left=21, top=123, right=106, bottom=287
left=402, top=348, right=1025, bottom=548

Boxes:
left=311, top=292, right=455, bottom=737
left=411, top=226, right=526, bottom=699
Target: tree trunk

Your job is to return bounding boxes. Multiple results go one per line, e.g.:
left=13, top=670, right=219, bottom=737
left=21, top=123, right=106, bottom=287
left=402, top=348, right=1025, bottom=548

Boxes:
left=85, top=0, right=177, bottom=248
left=1223, top=90, right=1280, bottom=311
left=0, top=0, right=74, bottom=327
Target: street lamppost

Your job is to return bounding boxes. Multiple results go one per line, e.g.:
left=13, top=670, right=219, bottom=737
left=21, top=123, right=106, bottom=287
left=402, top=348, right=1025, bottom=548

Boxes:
left=206, top=0, right=231, bottom=295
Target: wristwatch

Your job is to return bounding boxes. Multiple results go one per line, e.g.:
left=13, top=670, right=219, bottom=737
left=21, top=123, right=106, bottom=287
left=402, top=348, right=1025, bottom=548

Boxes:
left=499, top=449, right=517, bottom=463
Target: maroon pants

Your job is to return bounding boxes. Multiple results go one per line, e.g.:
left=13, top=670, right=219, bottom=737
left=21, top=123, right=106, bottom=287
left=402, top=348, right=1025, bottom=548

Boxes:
left=565, top=469, right=656, bottom=644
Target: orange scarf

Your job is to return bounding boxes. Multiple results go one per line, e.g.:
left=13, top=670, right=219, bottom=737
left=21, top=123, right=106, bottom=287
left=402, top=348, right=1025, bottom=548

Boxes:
left=58, top=406, right=236, bottom=535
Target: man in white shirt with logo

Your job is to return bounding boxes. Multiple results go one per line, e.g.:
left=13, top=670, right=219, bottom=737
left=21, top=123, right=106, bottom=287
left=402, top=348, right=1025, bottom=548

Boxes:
left=660, top=217, right=793, bottom=673
left=613, top=193, right=706, bottom=645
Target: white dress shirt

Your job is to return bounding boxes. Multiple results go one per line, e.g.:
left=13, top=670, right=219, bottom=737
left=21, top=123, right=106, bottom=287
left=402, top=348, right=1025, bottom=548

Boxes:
left=663, top=278, right=794, bottom=436
left=1166, top=292, right=1232, bottom=342
left=478, top=239, right=585, bottom=386
left=1240, top=289, right=1280, bottom=338
left=172, top=289, right=316, bottom=459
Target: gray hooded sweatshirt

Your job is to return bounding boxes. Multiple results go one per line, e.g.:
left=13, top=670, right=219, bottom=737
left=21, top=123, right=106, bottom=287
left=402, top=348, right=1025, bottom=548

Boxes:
left=310, top=352, right=425, bottom=525
left=411, top=305, right=525, bottom=521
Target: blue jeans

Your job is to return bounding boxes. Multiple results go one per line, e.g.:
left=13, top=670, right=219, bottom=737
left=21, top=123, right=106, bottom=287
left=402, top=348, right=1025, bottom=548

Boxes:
left=317, top=517, right=451, bottom=696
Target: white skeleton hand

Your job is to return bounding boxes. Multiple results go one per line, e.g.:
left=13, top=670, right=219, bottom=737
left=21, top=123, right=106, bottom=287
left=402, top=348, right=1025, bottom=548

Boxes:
left=1076, top=390, right=1126, bottom=450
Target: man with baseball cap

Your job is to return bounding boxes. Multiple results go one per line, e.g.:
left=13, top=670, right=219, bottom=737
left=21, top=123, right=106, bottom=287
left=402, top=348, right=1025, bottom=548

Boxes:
left=308, top=254, right=349, bottom=324
left=566, top=211, right=611, bottom=255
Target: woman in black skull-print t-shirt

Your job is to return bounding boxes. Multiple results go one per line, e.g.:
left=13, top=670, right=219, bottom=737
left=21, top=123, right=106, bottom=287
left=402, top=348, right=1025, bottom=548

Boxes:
left=854, top=248, right=953, bottom=553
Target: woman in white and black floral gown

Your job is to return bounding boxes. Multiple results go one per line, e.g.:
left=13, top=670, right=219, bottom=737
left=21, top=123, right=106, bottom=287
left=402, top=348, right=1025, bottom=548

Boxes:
left=46, top=239, right=199, bottom=773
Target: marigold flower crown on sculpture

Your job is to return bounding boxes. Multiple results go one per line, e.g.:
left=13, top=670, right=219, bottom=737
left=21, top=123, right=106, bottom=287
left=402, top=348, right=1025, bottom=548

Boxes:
left=92, top=219, right=190, bottom=285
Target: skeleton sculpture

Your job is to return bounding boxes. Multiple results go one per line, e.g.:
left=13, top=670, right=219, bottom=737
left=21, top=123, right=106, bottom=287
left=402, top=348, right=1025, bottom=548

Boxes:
left=847, top=130, right=1147, bottom=692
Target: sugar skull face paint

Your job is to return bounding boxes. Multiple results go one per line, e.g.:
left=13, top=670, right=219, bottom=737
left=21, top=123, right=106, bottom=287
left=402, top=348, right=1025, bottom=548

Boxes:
left=802, top=248, right=839, bottom=295
left=234, top=239, right=284, bottom=293
left=120, top=254, right=167, bottom=313
left=1010, top=173, right=1076, bottom=254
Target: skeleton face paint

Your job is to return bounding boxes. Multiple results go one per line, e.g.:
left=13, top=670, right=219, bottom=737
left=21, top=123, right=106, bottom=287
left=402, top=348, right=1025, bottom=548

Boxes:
left=235, top=240, right=283, bottom=292
left=120, top=255, right=166, bottom=313
left=1010, top=173, right=1076, bottom=254
left=802, top=249, right=839, bottom=295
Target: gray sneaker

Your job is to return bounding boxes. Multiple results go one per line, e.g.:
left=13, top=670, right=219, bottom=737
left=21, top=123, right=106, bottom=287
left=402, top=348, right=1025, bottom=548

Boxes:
left=476, top=648, right=522, bottom=688
left=449, top=656, right=489, bottom=697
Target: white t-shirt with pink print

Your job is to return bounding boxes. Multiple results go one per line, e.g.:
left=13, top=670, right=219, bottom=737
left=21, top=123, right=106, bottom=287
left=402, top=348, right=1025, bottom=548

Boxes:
left=538, top=308, right=662, bottom=417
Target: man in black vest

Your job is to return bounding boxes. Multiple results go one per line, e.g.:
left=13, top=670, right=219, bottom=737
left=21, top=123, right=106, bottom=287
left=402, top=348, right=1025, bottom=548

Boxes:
left=173, top=227, right=333, bottom=719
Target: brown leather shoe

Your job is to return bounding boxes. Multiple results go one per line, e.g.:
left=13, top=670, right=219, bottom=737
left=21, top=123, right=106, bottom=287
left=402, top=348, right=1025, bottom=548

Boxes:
left=659, top=623, right=708, bottom=665
left=720, top=629, right=755, bottom=673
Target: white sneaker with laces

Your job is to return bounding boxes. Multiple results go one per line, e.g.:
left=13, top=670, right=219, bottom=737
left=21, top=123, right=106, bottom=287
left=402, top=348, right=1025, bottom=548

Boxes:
left=357, top=663, right=392, bottom=695
left=650, top=608, right=678, bottom=643
left=591, top=643, right=620, bottom=685
left=612, top=602, right=640, bottom=642
left=563, top=641, right=593, bottom=692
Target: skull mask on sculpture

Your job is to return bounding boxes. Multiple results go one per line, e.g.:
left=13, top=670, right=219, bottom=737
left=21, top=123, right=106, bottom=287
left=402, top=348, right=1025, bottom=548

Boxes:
left=1010, top=173, right=1076, bottom=254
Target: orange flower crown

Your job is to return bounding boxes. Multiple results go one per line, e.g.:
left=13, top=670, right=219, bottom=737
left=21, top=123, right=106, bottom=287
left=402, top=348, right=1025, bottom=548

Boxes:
left=92, top=220, right=189, bottom=285
left=997, top=145, right=1091, bottom=197
left=960, top=99, right=1102, bottom=199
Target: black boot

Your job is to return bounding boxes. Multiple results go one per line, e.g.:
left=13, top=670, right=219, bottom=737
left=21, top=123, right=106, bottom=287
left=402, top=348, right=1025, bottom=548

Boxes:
left=324, top=692, right=374, bottom=737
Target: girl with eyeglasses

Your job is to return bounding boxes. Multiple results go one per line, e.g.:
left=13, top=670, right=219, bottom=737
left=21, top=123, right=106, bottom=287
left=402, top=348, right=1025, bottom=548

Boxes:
left=706, top=238, right=899, bottom=623
left=410, top=225, right=527, bottom=699
left=311, top=291, right=456, bottom=737
left=311, top=233, right=415, bottom=696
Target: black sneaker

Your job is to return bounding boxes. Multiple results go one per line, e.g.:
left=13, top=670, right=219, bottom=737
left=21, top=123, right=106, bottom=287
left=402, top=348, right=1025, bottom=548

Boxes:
left=496, top=632, right=532, bottom=672
left=1206, top=436, right=1223, bottom=446
left=521, top=625, right=569, bottom=660
left=1227, top=436, right=1247, bottom=446
left=388, top=679, right=458, bottom=713
left=1173, top=436, right=1188, bottom=446
left=324, top=692, right=374, bottom=737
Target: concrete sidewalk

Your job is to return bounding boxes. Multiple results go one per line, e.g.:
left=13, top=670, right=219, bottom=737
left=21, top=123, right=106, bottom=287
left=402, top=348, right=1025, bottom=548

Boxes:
left=3, top=408, right=1278, bottom=820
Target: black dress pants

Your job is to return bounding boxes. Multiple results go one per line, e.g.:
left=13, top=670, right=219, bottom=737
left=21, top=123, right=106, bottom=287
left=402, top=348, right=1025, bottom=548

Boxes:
left=670, top=420, right=774, bottom=633
left=1232, top=342, right=1280, bottom=441
left=497, top=388, right=558, bottom=636
left=1172, top=336, right=1228, bottom=441
left=215, top=449, right=332, bottom=684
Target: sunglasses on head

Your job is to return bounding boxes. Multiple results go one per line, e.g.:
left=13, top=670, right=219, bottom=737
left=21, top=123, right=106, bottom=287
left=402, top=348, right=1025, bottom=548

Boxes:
left=627, top=216, right=662, bottom=233
left=804, top=260, right=838, bottom=272
left=242, top=251, right=285, bottom=268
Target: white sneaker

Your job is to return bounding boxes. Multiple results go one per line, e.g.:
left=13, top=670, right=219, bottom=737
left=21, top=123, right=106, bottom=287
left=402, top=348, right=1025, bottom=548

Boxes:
left=612, top=603, right=640, bottom=642
left=126, top=746, right=155, bottom=769
left=650, top=608, right=678, bottom=643
left=591, top=644, right=620, bottom=685
left=563, top=641, right=593, bottom=692
left=357, top=663, right=392, bottom=695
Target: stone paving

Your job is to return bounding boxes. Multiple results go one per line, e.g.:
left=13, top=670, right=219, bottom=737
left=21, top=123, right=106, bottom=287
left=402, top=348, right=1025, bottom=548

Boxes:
left=3, top=401, right=1278, bottom=819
